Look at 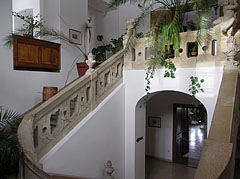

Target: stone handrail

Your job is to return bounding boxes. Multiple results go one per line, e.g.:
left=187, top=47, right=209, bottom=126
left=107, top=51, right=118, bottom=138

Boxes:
left=17, top=49, right=124, bottom=178
left=195, top=68, right=240, bottom=179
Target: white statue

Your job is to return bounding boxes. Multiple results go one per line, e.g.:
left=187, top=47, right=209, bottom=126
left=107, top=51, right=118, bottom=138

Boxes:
left=224, top=36, right=240, bottom=68
left=212, top=0, right=238, bottom=36
left=104, top=160, right=115, bottom=179
left=86, top=52, right=96, bottom=75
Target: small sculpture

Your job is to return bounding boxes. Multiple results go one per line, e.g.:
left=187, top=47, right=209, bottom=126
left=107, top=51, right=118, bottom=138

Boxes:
left=104, top=160, right=115, bottom=179
left=212, top=0, right=238, bottom=36
left=86, top=52, right=96, bottom=75
left=224, top=36, right=240, bottom=68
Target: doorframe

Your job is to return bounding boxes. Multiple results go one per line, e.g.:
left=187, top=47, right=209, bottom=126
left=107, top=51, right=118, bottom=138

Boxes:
left=172, top=104, right=205, bottom=162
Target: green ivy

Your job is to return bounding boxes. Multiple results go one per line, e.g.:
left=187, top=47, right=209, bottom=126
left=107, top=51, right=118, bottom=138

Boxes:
left=189, top=76, right=205, bottom=98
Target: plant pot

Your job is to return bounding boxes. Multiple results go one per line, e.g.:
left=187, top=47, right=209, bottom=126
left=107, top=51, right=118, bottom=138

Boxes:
left=191, top=51, right=197, bottom=56
left=43, top=86, right=58, bottom=101
left=76, top=62, right=101, bottom=78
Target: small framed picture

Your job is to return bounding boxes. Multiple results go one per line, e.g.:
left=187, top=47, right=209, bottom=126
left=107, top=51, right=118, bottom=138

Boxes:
left=69, top=29, right=82, bottom=45
left=148, top=116, right=161, bottom=128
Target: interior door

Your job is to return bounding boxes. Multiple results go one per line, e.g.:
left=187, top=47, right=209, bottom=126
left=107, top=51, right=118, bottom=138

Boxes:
left=176, top=107, right=189, bottom=162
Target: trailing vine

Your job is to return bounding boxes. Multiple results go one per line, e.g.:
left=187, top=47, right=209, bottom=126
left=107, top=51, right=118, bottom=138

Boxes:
left=188, top=75, right=205, bottom=106
left=107, top=0, right=214, bottom=104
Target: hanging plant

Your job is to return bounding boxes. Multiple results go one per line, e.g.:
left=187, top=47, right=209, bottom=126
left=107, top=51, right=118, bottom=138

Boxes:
left=107, top=0, right=213, bottom=100
left=188, top=76, right=205, bottom=99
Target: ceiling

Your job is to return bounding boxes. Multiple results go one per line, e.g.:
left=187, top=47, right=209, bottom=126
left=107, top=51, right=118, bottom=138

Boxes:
left=88, top=0, right=115, bottom=12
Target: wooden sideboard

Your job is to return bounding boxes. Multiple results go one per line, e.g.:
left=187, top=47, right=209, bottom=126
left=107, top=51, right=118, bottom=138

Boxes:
left=13, top=35, right=61, bottom=72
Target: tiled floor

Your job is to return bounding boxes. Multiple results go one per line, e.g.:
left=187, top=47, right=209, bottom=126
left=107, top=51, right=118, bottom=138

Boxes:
left=183, top=123, right=207, bottom=160
left=145, top=123, right=207, bottom=179
left=145, top=157, right=196, bottom=179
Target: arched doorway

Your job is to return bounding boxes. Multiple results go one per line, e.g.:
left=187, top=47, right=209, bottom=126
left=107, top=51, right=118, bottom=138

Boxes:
left=135, top=90, right=207, bottom=179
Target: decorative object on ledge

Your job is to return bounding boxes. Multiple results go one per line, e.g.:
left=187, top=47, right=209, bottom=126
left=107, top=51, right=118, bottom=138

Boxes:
left=13, top=35, right=61, bottom=72
left=76, top=62, right=101, bottom=78
left=85, top=52, right=96, bottom=75
left=69, top=29, right=82, bottom=45
left=187, top=42, right=198, bottom=58
left=42, top=86, right=58, bottom=101
left=104, top=160, right=115, bottom=179
left=148, top=116, right=161, bottom=128
left=224, top=36, right=240, bottom=68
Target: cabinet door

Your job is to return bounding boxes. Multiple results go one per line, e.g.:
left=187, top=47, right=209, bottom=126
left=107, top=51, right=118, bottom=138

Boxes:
left=15, top=43, right=40, bottom=67
left=41, top=47, right=60, bottom=70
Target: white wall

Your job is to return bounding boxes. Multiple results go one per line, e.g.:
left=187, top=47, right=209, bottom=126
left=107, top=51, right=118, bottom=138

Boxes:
left=40, top=84, right=125, bottom=179
left=146, top=91, right=202, bottom=161
left=13, top=0, right=40, bottom=15
left=124, top=66, right=223, bottom=179
left=0, top=0, right=91, bottom=113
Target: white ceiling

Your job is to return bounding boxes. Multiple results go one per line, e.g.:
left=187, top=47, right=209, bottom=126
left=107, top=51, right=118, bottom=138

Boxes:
left=88, top=0, right=113, bottom=12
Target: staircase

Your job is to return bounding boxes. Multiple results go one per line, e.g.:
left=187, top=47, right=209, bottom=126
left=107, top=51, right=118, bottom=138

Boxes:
left=18, top=50, right=124, bottom=179
left=17, top=18, right=240, bottom=179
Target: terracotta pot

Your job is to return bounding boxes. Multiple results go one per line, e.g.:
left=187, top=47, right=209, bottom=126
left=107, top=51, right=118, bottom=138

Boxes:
left=76, top=62, right=101, bottom=78
left=43, top=87, right=58, bottom=101
left=191, top=51, right=197, bottom=56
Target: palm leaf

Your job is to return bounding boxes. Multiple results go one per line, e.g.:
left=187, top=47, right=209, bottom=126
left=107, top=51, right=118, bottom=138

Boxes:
left=107, top=0, right=141, bottom=10
left=0, top=108, right=22, bottom=177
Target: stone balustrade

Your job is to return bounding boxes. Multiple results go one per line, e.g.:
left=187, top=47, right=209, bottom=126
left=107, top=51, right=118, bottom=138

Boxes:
left=124, top=24, right=231, bottom=70
left=17, top=49, right=124, bottom=178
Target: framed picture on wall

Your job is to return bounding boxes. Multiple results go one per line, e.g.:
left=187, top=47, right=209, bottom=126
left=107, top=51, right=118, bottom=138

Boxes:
left=69, top=29, right=82, bottom=45
left=148, top=116, right=161, bottom=128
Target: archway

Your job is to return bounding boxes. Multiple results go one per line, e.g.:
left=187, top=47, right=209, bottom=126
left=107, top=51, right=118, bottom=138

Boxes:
left=135, top=90, right=207, bottom=179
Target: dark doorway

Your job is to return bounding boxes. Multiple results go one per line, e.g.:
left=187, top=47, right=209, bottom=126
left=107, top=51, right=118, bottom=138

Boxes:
left=173, top=104, right=207, bottom=168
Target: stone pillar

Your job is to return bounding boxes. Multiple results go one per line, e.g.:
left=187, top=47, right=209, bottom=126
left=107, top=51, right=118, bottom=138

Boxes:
left=123, top=18, right=136, bottom=70
left=104, top=160, right=115, bottom=179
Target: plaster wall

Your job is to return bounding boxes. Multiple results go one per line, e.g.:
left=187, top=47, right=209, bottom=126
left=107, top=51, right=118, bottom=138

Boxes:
left=0, top=0, right=88, bottom=113
left=146, top=91, right=201, bottom=161
left=12, top=0, right=40, bottom=16
left=40, top=84, right=125, bottom=179
left=124, top=66, right=223, bottom=179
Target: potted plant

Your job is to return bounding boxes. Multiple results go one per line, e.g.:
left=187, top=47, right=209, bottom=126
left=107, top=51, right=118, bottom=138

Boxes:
left=92, top=35, right=112, bottom=63
left=77, top=34, right=124, bottom=78
left=4, top=12, right=44, bottom=48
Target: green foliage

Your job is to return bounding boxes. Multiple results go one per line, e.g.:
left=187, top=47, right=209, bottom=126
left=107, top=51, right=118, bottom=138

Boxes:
left=188, top=76, right=205, bottom=98
left=92, top=35, right=123, bottom=62
left=4, top=12, right=44, bottom=48
left=0, top=107, right=22, bottom=178
left=12, top=12, right=44, bottom=37
left=107, top=0, right=212, bottom=96
left=111, top=35, right=124, bottom=54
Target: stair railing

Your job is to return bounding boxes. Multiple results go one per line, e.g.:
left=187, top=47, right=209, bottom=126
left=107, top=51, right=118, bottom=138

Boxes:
left=17, top=49, right=124, bottom=178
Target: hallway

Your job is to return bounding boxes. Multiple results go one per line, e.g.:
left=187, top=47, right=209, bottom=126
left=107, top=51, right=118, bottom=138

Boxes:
left=145, top=157, right=196, bottom=179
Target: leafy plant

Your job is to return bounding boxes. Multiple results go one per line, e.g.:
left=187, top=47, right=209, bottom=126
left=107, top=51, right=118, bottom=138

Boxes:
left=4, top=12, right=44, bottom=48
left=188, top=76, right=204, bottom=98
left=0, top=107, right=22, bottom=178
left=111, top=35, right=124, bottom=54
left=107, top=0, right=213, bottom=96
left=92, top=35, right=112, bottom=62
left=92, top=35, right=124, bottom=62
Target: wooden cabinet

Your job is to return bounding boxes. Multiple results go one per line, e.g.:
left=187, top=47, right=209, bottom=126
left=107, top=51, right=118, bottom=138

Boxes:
left=13, top=35, right=61, bottom=72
